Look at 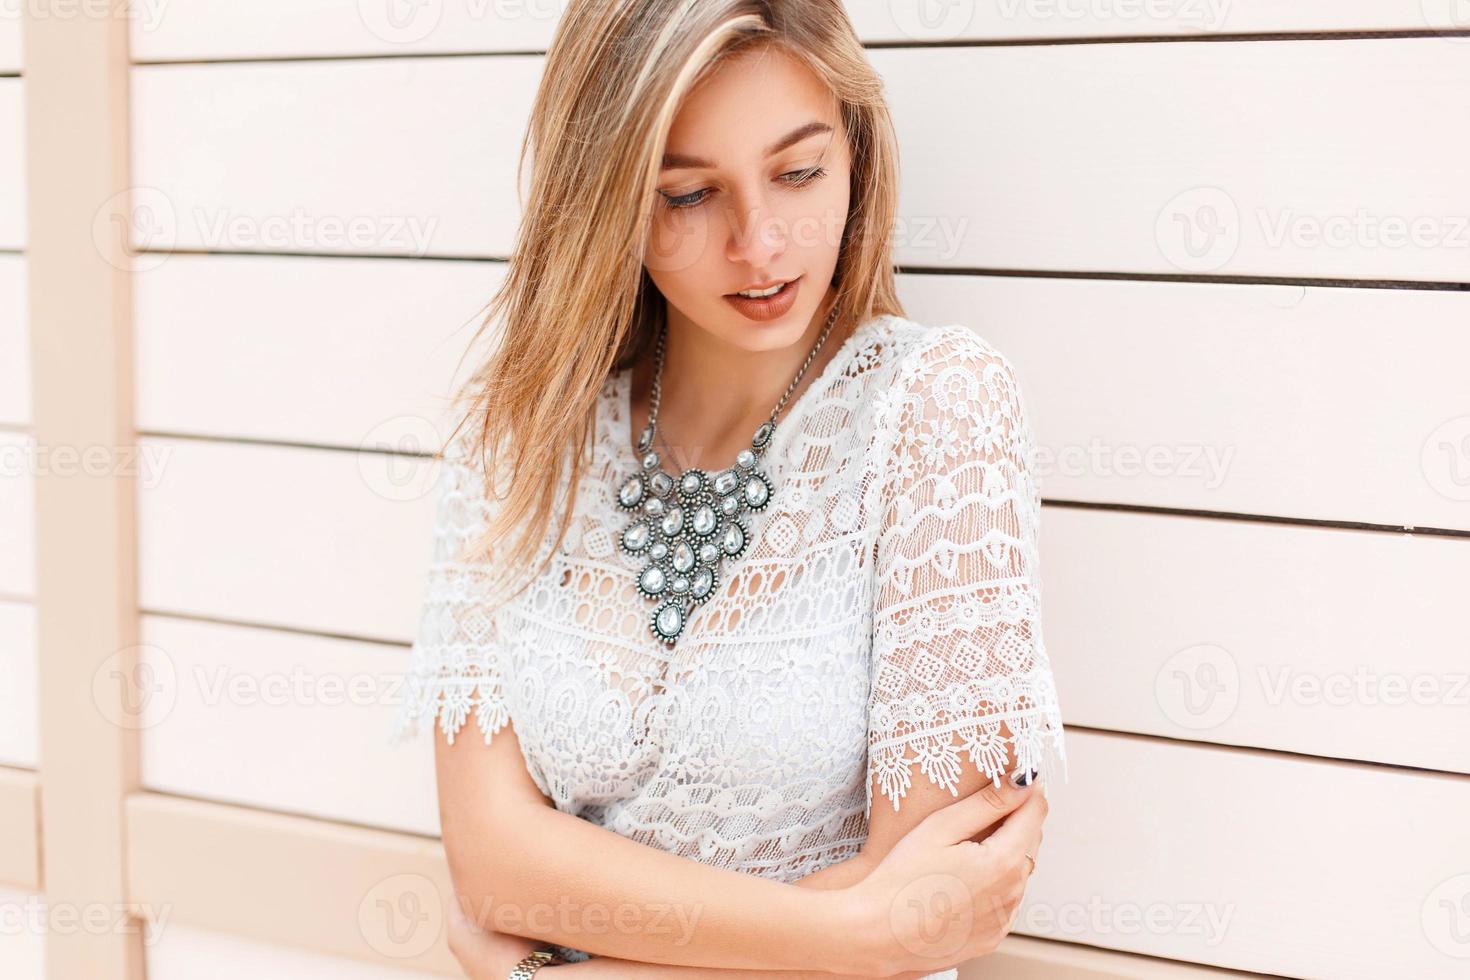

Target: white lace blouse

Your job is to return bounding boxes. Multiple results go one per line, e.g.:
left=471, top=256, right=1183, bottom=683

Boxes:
left=389, top=313, right=1068, bottom=973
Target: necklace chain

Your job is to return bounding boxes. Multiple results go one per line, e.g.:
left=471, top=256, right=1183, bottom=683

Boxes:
left=647, top=301, right=842, bottom=449
left=615, top=301, right=844, bottom=647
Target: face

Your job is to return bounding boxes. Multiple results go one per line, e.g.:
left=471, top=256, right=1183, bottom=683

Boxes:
left=643, top=44, right=852, bottom=353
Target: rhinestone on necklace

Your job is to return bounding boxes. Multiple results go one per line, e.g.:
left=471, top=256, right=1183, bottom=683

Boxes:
left=615, top=303, right=842, bottom=645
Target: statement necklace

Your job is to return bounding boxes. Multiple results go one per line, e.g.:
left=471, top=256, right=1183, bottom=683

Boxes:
left=615, top=304, right=842, bottom=646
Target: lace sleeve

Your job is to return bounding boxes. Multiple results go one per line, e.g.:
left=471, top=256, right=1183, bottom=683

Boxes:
left=865, top=328, right=1067, bottom=816
left=388, top=437, right=511, bottom=748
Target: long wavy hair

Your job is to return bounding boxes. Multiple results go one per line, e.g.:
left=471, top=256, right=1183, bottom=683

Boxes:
left=447, top=0, right=905, bottom=606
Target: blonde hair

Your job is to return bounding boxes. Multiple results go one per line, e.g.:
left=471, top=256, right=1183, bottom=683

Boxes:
left=448, top=0, right=905, bottom=606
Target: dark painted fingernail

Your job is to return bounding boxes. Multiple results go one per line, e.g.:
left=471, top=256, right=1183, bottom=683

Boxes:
left=1013, top=768, right=1040, bottom=786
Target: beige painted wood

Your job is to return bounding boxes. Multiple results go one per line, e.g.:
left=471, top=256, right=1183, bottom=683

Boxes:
left=125, top=740, right=1470, bottom=980
left=1042, top=509, right=1470, bottom=774
left=134, top=253, right=498, bottom=447
left=135, top=432, right=1461, bottom=774
left=125, top=792, right=459, bottom=975
left=24, top=5, right=144, bottom=978
left=901, top=274, right=1470, bottom=531
left=121, top=789, right=1264, bottom=979
left=137, top=614, right=439, bottom=835
left=0, top=431, right=34, bottom=597
left=0, top=255, right=27, bottom=425
left=145, top=922, right=444, bottom=980
left=875, top=40, right=1470, bottom=280
left=129, top=56, right=540, bottom=258
left=0, top=766, right=40, bottom=889
left=1021, top=731, right=1470, bottom=977
left=975, top=935, right=1259, bottom=979
left=0, top=886, right=46, bottom=979
left=134, top=261, right=1470, bottom=529
left=131, top=41, right=1470, bottom=281
left=0, top=78, right=22, bottom=249
left=127, top=0, right=1462, bottom=61
left=850, top=1, right=1456, bottom=40
left=129, top=0, right=561, bottom=61
left=0, top=17, right=22, bottom=72
left=136, top=438, right=438, bottom=639
left=0, top=601, right=38, bottom=768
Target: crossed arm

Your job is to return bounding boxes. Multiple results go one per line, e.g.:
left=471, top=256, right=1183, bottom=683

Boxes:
left=433, top=718, right=1036, bottom=979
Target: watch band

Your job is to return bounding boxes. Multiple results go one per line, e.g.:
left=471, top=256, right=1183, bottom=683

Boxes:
left=508, top=948, right=563, bottom=979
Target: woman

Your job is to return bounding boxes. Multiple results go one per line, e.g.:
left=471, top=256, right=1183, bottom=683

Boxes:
left=389, top=2, right=1067, bottom=977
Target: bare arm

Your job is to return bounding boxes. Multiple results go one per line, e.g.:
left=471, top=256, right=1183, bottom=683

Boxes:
left=439, top=720, right=1044, bottom=979
left=446, top=843, right=940, bottom=980
left=434, top=720, right=880, bottom=976
left=556, top=745, right=1044, bottom=980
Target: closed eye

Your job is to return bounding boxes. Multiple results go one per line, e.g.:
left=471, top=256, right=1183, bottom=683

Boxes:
left=658, top=166, right=829, bottom=211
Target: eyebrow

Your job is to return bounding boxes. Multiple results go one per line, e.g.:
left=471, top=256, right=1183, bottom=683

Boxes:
left=660, top=120, right=833, bottom=171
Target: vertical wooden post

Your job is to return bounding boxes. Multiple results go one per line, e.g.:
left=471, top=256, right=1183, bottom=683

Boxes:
left=23, top=6, right=143, bottom=979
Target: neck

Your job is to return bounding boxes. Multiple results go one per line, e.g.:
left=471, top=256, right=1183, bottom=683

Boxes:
left=637, top=288, right=850, bottom=471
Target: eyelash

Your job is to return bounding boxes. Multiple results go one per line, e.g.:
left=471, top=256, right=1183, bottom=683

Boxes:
left=659, top=166, right=829, bottom=211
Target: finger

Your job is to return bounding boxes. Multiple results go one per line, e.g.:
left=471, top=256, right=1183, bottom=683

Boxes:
left=978, top=786, right=1047, bottom=863
left=921, top=774, right=1036, bottom=844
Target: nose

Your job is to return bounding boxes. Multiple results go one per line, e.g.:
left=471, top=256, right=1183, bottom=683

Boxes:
left=724, top=189, right=786, bottom=269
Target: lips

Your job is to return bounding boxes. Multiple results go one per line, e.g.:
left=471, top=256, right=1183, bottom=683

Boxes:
left=723, top=274, right=802, bottom=322
left=728, top=276, right=798, bottom=296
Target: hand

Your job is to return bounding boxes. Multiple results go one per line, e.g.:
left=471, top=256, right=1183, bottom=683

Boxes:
left=446, top=898, right=551, bottom=980
left=841, top=778, right=1047, bottom=977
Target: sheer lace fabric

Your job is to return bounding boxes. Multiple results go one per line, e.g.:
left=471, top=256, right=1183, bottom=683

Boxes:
left=389, top=314, right=1066, bottom=968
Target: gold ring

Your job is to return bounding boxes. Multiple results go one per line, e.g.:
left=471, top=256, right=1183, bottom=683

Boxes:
left=1023, top=852, right=1037, bottom=875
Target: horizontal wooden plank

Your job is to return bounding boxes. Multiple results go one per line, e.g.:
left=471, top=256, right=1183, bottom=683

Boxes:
left=0, top=602, right=37, bottom=769
left=900, top=273, right=1470, bottom=531
left=138, top=614, right=439, bottom=835
left=0, top=78, right=22, bottom=249
left=126, top=738, right=1470, bottom=979
left=976, top=935, right=1259, bottom=979
left=0, top=767, right=40, bottom=890
left=136, top=432, right=1462, bottom=774
left=0, top=431, right=34, bottom=598
left=0, top=255, right=27, bottom=426
left=877, top=40, right=1470, bottom=280
left=0, top=17, right=20, bottom=73
left=1019, top=731, right=1470, bottom=977
left=144, top=911, right=1265, bottom=980
left=852, top=1, right=1456, bottom=40
left=137, top=260, right=1469, bottom=531
left=146, top=922, right=445, bottom=980
left=128, top=0, right=1458, bottom=61
left=136, top=438, right=437, bottom=639
left=135, top=253, right=495, bottom=446
left=131, top=41, right=1470, bottom=280
left=1040, top=508, right=1470, bottom=773
left=0, top=886, right=45, bottom=979
left=126, top=792, right=458, bottom=975
left=130, top=56, right=539, bottom=258
left=123, top=788, right=1261, bottom=980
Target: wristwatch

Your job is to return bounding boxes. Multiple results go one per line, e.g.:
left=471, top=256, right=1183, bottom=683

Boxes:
left=508, top=947, right=565, bottom=978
